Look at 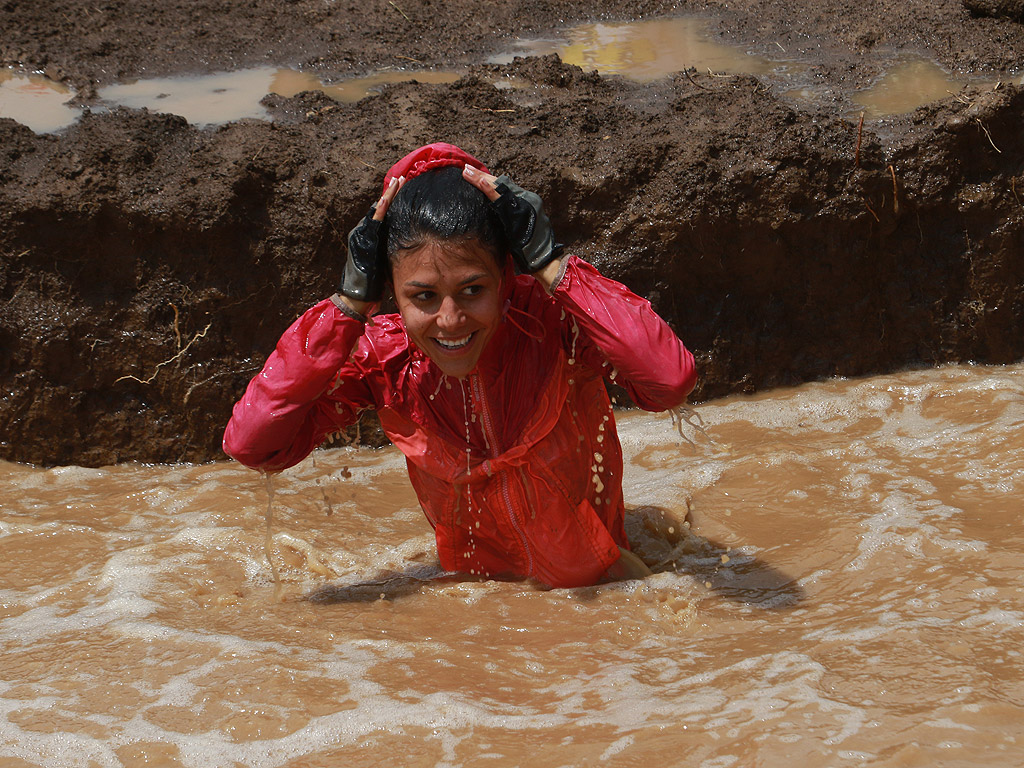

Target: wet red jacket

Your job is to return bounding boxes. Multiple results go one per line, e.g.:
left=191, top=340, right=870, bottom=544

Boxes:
left=224, top=255, right=696, bottom=587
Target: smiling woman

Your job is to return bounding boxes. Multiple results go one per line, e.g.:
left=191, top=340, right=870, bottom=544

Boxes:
left=222, top=142, right=697, bottom=588
left=391, top=240, right=505, bottom=379
left=382, top=164, right=510, bottom=379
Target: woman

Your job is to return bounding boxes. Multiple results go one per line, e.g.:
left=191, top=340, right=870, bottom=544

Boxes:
left=224, top=142, right=697, bottom=588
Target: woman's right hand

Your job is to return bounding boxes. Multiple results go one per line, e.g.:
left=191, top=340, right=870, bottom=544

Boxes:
left=339, top=175, right=404, bottom=307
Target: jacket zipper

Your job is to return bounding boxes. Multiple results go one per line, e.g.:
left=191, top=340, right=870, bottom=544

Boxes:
left=470, top=373, right=534, bottom=577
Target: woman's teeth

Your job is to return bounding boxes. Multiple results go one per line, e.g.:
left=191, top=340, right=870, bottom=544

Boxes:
left=435, top=334, right=472, bottom=350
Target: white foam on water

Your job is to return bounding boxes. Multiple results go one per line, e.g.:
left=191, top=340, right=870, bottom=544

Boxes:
left=1, top=543, right=160, bottom=644
left=4, top=364, right=1024, bottom=766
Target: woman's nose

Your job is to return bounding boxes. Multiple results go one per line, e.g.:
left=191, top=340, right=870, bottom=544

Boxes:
left=435, top=296, right=465, bottom=330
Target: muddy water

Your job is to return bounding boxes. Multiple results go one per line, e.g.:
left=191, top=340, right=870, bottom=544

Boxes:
left=851, top=58, right=969, bottom=119
left=491, top=17, right=782, bottom=80
left=97, top=67, right=462, bottom=127
left=7, top=17, right=1015, bottom=134
left=0, top=69, right=80, bottom=133
left=2, top=363, right=1024, bottom=766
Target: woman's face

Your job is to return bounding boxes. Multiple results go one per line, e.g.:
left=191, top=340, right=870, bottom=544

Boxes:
left=392, top=238, right=504, bottom=379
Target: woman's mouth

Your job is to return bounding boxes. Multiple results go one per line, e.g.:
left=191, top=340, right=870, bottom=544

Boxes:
left=433, top=332, right=474, bottom=351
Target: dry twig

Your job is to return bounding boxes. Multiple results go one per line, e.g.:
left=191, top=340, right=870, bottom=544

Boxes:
left=855, top=111, right=864, bottom=168
left=683, top=69, right=707, bottom=90
left=946, top=89, right=973, bottom=106
left=171, top=303, right=182, bottom=349
left=388, top=1, right=410, bottom=21
left=888, top=165, right=899, bottom=215
left=976, top=119, right=1002, bottom=153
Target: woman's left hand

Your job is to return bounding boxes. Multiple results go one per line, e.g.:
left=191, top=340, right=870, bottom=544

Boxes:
left=462, top=165, right=564, bottom=289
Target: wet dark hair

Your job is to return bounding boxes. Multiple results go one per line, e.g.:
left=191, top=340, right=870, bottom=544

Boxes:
left=383, top=166, right=507, bottom=267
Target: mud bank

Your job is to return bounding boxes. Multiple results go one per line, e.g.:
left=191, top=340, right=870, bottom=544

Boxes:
left=2, top=1, right=1024, bottom=467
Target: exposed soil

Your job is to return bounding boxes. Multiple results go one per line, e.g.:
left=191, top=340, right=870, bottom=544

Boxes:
left=2, top=0, right=1023, bottom=466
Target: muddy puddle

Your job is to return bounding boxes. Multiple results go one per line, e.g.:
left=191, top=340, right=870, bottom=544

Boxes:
left=0, top=68, right=80, bottom=133
left=96, top=67, right=463, bottom=127
left=851, top=58, right=972, bottom=118
left=490, top=17, right=784, bottom=80
left=2, top=363, right=1023, bottom=766
left=6, top=16, right=1019, bottom=134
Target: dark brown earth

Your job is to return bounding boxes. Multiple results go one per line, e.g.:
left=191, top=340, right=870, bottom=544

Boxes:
left=2, top=0, right=1023, bottom=466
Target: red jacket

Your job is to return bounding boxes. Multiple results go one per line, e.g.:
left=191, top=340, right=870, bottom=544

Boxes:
left=223, top=255, right=696, bottom=587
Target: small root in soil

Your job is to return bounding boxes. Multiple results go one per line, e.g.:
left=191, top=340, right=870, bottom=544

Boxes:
left=115, top=323, right=212, bottom=385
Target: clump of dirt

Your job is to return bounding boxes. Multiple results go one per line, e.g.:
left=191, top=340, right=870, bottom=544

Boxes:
left=964, top=0, right=1024, bottom=22
left=1, top=1, right=1023, bottom=466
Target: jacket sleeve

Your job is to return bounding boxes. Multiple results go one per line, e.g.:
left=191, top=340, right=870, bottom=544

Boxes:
left=551, top=255, right=697, bottom=411
left=222, top=297, right=376, bottom=471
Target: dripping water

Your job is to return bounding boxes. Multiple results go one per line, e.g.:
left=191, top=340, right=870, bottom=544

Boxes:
left=262, top=470, right=283, bottom=600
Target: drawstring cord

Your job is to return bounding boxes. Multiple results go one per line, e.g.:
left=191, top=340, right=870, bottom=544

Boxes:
left=503, top=302, right=547, bottom=341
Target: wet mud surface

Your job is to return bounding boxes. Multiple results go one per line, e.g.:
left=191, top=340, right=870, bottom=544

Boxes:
left=2, top=0, right=1023, bottom=465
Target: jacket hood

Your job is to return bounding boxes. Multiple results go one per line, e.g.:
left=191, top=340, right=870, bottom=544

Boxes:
left=382, top=142, right=488, bottom=194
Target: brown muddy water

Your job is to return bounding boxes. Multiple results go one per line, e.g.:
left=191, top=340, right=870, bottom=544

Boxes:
left=2, top=363, right=1023, bottom=766
left=6, top=16, right=1021, bottom=134
left=0, top=69, right=80, bottom=133
left=489, top=17, right=782, bottom=80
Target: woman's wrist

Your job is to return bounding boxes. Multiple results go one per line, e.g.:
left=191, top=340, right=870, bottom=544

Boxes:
left=330, top=293, right=376, bottom=324
left=534, top=256, right=566, bottom=293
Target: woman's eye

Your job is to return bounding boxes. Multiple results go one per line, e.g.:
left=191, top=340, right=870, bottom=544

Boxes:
left=413, top=291, right=435, bottom=302
left=462, top=285, right=483, bottom=296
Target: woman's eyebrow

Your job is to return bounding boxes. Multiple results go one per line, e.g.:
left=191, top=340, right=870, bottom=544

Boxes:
left=405, top=273, right=489, bottom=289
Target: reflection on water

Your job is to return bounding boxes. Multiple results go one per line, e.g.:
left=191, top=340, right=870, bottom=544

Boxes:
left=491, top=17, right=781, bottom=80
left=97, top=66, right=462, bottom=126
left=3, top=363, right=1024, bottom=766
left=0, top=68, right=80, bottom=133
left=853, top=58, right=969, bottom=118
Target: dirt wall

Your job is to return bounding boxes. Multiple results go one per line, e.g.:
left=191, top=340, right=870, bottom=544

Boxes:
left=2, top=54, right=1022, bottom=466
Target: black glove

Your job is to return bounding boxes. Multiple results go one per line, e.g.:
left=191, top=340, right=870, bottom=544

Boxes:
left=490, top=176, right=564, bottom=274
left=339, top=206, right=386, bottom=302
